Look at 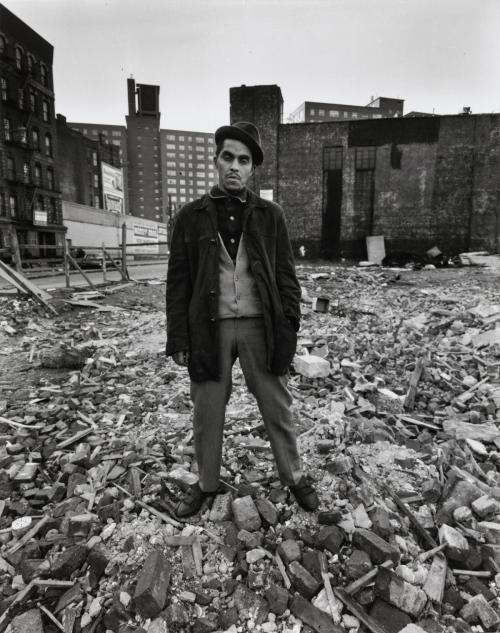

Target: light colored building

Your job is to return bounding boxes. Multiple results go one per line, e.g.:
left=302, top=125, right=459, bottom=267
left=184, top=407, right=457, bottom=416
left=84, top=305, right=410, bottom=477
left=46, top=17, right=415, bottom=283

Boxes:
left=160, top=128, right=217, bottom=214
left=288, top=97, right=404, bottom=123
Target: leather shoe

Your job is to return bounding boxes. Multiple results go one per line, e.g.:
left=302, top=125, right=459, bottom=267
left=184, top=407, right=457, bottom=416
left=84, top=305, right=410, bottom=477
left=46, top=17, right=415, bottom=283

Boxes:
left=289, top=477, right=319, bottom=511
left=176, top=483, right=214, bottom=518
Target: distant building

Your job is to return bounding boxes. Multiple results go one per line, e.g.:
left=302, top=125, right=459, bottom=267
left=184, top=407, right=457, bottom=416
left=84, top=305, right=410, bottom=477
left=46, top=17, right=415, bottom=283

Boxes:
left=125, top=78, right=163, bottom=222
left=288, top=96, right=404, bottom=123
left=56, top=114, right=123, bottom=212
left=0, top=3, right=64, bottom=259
left=68, top=122, right=128, bottom=214
left=161, top=128, right=217, bottom=214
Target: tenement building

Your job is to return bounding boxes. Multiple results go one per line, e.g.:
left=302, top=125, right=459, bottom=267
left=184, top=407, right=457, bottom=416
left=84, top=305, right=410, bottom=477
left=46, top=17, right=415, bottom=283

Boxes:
left=231, top=84, right=500, bottom=259
left=0, top=3, right=64, bottom=259
left=56, top=114, right=122, bottom=211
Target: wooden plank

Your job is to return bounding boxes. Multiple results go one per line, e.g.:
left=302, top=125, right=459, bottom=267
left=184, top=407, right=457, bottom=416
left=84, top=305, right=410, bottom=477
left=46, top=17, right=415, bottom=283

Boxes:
left=381, top=482, right=438, bottom=549
left=333, top=588, right=386, bottom=633
left=0, top=260, right=57, bottom=314
left=404, top=358, right=424, bottom=410
left=345, top=560, right=393, bottom=595
left=423, top=555, right=447, bottom=602
left=57, top=428, right=93, bottom=449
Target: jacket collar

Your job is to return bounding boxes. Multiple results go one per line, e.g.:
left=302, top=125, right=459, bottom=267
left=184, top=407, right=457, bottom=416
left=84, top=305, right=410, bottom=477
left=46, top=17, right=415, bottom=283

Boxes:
left=209, top=185, right=247, bottom=204
left=193, top=188, right=266, bottom=211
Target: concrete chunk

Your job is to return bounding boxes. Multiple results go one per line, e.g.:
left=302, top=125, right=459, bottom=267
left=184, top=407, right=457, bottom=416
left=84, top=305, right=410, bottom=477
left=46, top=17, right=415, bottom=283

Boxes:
left=288, top=560, right=321, bottom=599
left=438, top=524, right=470, bottom=562
left=232, top=496, right=262, bottom=532
left=277, top=539, right=301, bottom=564
left=471, top=494, right=500, bottom=519
left=316, top=525, right=345, bottom=554
left=294, top=354, right=330, bottom=378
left=290, top=594, right=344, bottom=633
left=11, top=608, right=44, bottom=633
left=209, top=492, right=233, bottom=522
left=133, top=550, right=171, bottom=619
left=375, top=567, right=427, bottom=618
left=460, top=593, right=500, bottom=629
left=352, top=528, right=400, bottom=565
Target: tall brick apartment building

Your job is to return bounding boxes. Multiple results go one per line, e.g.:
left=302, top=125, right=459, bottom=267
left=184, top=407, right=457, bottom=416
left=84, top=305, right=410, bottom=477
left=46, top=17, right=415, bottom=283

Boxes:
left=231, top=84, right=500, bottom=259
left=0, top=3, right=64, bottom=259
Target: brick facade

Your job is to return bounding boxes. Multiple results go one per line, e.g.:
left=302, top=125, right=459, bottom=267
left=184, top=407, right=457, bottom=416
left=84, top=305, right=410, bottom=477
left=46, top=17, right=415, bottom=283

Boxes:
left=230, top=84, right=500, bottom=259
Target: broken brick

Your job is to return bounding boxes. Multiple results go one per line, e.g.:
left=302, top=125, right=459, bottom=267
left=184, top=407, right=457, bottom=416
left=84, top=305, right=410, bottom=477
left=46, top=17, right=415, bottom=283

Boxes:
left=133, top=550, right=171, bottom=619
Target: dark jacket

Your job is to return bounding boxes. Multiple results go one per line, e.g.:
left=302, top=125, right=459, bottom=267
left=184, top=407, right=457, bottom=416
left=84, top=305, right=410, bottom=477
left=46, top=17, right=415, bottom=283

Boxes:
left=166, top=189, right=301, bottom=382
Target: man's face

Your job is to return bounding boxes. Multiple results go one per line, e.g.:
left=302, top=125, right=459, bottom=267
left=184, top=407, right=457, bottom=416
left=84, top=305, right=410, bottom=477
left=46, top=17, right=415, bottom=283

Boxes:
left=214, top=138, right=254, bottom=194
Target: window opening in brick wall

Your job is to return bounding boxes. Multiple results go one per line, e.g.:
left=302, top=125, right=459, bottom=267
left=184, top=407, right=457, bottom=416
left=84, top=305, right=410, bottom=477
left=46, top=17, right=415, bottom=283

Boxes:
left=323, top=146, right=343, bottom=170
left=355, top=146, right=376, bottom=170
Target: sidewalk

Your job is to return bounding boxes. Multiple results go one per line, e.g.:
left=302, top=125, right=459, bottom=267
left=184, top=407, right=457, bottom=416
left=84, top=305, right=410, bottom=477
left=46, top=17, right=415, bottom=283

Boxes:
left=0, top=259, right=168, bottom=293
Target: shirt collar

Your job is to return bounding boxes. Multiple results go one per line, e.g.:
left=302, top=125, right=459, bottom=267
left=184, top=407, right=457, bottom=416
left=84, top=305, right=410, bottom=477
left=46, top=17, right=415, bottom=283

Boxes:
left=209, top=185, right=247, bottom=204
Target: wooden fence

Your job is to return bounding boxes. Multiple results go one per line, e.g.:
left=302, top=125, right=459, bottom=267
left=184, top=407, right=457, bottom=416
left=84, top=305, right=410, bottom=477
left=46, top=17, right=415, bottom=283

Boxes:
left=1, top=223, right=168, bottom=289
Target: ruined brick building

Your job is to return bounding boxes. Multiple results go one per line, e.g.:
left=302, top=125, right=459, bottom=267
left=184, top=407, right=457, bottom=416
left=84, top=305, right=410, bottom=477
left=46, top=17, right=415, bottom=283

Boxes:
left=231, top=85, right=500, bottom=259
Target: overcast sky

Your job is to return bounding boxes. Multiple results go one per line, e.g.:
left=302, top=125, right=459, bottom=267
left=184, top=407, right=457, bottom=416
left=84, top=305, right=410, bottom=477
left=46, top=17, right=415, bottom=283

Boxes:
left=7, top=0, right=500, bottom=132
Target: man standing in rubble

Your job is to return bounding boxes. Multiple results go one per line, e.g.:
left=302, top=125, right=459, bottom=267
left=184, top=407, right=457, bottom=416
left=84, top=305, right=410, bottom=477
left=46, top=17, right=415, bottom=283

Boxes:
left=166, top=121, right=318, bottom=517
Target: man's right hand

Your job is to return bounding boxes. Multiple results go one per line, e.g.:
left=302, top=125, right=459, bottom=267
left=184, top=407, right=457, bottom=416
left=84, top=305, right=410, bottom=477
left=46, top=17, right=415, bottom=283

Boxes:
left=172, top=351, right=190, bottom=367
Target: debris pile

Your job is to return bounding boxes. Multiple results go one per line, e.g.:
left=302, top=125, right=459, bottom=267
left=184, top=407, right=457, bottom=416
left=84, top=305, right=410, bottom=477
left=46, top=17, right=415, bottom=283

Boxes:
left=0, top=265, right=499, bottom=632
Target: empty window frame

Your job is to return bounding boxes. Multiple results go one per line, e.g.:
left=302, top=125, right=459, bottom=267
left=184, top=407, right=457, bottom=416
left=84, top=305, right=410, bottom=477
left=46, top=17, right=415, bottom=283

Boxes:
left=355, top=147, right=376, bottom=170
left=323, top=146, right=343, bottom=170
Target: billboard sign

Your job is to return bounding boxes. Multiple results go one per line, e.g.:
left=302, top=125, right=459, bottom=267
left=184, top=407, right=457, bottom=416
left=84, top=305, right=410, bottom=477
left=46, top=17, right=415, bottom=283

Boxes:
left=33, top=210, right=48, bottom=226
left=102, top=162, right=124, bottom=214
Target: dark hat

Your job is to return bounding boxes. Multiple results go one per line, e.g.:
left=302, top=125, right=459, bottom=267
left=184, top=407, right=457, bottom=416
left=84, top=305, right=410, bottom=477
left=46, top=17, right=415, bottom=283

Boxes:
left=214, top=121, right=264, bottom=166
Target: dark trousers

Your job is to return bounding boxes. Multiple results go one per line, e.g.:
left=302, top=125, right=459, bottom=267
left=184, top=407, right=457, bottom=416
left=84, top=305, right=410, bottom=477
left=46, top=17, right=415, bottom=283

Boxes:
left=190, top=318, right=303, bottom=491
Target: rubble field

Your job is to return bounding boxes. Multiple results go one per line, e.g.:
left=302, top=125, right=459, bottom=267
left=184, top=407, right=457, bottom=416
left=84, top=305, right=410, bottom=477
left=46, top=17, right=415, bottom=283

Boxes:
left=0, top=263, right=500, bottom=633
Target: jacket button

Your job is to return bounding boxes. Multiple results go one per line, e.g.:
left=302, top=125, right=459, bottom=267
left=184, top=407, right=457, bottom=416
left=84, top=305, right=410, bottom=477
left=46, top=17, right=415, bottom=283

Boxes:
left=210, top=317, right=216, bottom=323
left=210, top=238, right=217, bottom=244
left=209, top=290, right=215, bottom=295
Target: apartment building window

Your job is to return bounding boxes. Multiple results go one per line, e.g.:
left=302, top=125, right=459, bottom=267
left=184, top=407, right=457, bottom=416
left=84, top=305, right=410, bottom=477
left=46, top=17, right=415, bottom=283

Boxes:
left=0, top=36, right=5, bottom=55
left=1, top=78, right=7, bottom=101
left=166, top=143, right=175, bottom=150
left=9, top=195, right=17, bottom=217
left=40, top=64, right=48, bottom=87
left=18, top=88, right=25, bottom=109
left=166, top=134, right=175, bottom=140
left=3, top=117, right=11, bottom=141
left=319, top=109, right=325, bottom=116
left=0, top=192, right=7, bottom=216
left=29, top=90, right=37, bottom=113
left=92, top=151, right=98, bottom=167
left=48, top=198, right=57, bottom=223
left=329, top=110, right=339, bottom=118
left=42, top=100, right=50, bottom=122
left=351, top=112, right=358, bottom=119
left=7, top=157, right=15, bottom=180
left=45, top=133, right=52, bottom=156
left=27, top=54, right=34, bottom=73
left=47, top=167, right=54, bottom=190
left=343, top=112, right=349, bottom=118
left=112, top=130, right=121, bottom=137
left=15, top=46, right=23, bottom=70
left=31, top=128, right=39, bottom=151
left=34, top=163, right=42, bottom=186
left=23, top=162, right=30, bottom=183
left=35, top=195, right=44, bottom=211
left=310, top=108, right=315, bottom=115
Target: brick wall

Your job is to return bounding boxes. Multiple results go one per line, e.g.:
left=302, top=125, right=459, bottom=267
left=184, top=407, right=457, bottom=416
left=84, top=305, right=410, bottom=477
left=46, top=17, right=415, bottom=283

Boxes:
left=230, top=85, right=282, bottom=199
left=229, top=84, right=500, bottom=259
